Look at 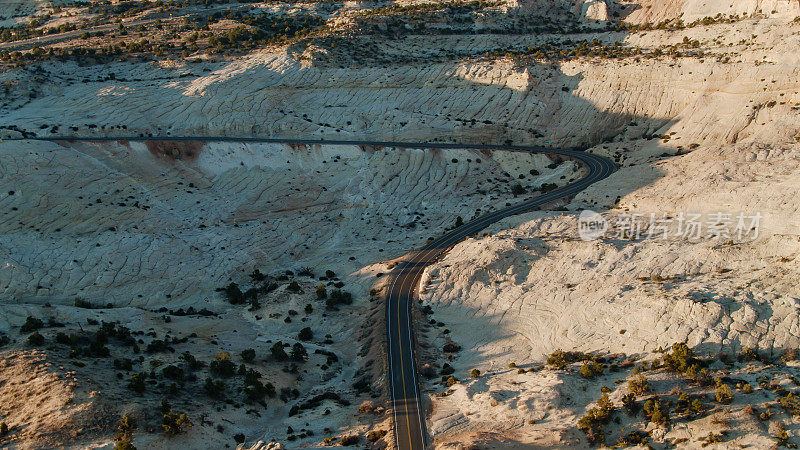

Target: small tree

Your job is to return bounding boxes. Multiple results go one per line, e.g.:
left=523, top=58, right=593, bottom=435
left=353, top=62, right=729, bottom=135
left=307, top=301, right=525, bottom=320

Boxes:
left=291, top=343, right=308, bottom=362
left=643, top=398, right=669, bottom=425
left=470, top=369, right=481, bottom=378
left=224, top=282, right=244, bottom=304
left=115, top=414, right=135, bottom=442
left=270, top=342, right=288, bottom=361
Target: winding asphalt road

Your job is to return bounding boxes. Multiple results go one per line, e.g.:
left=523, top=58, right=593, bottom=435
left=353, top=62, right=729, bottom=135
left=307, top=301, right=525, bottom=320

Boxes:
left=23, top=136, right=614, bottom=449
left=383, top=146, right=615, bottom=450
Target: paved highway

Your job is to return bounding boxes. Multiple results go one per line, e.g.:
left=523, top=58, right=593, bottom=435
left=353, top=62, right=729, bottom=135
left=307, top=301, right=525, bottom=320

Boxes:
left=383, top=146, right=615, bottom=450
left=27, top=136, right=615, bottom=449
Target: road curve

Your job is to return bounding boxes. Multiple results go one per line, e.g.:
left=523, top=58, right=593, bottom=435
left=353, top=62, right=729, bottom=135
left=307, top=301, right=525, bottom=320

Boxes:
left=24, top=136, right=614, bottom=449
left=383, top=146, right=615, bottom=450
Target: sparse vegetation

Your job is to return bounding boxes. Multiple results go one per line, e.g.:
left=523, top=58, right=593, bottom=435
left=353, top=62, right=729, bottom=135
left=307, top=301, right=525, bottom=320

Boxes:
left=715, top=383, right=734, bottom=404
left=161, top=410, right=192, bottom=436
left=241, top=348, right=256, bottom=363
left=628, top=374, right=649, bottom=395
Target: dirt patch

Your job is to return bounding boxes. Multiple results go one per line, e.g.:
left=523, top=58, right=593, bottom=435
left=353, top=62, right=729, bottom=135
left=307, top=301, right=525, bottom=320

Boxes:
left=0, top=350, right=115, bottom=448
left=145, top=140, right=204, bottom=162
left=358, top=145, right=385, bottom=154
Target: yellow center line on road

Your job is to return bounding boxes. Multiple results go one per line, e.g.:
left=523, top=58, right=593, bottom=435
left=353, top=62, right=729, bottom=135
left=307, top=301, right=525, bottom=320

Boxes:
left=396, top=283, right=414, bottom=446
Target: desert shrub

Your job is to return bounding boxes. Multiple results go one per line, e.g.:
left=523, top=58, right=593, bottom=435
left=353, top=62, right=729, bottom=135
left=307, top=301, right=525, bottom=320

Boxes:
left=179, top=352, right=204, bottom=370
left=326, top=290, right=353, bottom=309
left=75, top=298, right=95, bottom=309
left=325, top=270, right=336, bottom=278
left=297, top=267, right=314, bottom=277
left=128, top=373, right=147, bottom=393
left=55, top=332, right=72, bottom=345
left=161, top=365, right=183, bottom=380
left=508, top=362, right=517, bottom=368
left=702, top=432, right=723, bottom=445
left=454, top=216, right=464, bottom=227
left=298, top=327, right=313, bottom=341
left=304, top=304, right=313, bottom=314
left=115, top=413, right=135, bottom=442
left=442, top=342, right=461, bottom=353
left=444, top=376, right=459, bottom=387
left=774, top=423, right=790, bottom=446
left=243, top=375, right=274, bottom=402
left=339, top=435, right=359, bottom=446
left=291, top=343, right=308, bottom=361
left=662, top=342, right=699, bottom=373
left=628, top=374, right=649, bottom=395
left=358, top=400, right=376, bottom=414
left=511, top=184, right=526, bottom=196
left=715, top=384, right=734, bottom=404
left=161, top=410, right=192, bottom=436
left=617, top=430, right=649, bottom=446
left=781, top=349, right=798, bottom=363
left=597, top=393, right=613, bottom=412
left=778, top=392, right=800, bottom=416
left=643, top=398, right=669, bottom=425
left=540, top=182, right=558, bottom=193
left=270, top=342, right=289, bottom=361
left=367, top=429, right=387, bottom=442
left=685, top=364, right=713, bottom=386
left=316, top=285, right=327, bottom=299
left=578, top=397, right=613, bottom=445
left=441, top=363, right=455, bottom=375
left=145, top=339, right=169, bottom=353
left=204, top=378, right=225, bottom=399
left=580, top=362, right=605, bottom=379
left=241, top=348, right=256, bottom=363
left=0, top=422, right=8, bottom=436
left=249, top=269, right=266, bottom=282
left=224, top=282, right=244, bottom=304
left=287, top=281, right=303, bottom=293
left=27, top=331, right=44, bottom=346
left=210, top=351, right=235, bottom=377
left=621, top=393, right=639, bottom=415
left=740, top=346, right=761, bottom=362
left=546, top=349, right=588, bottom=369
left=20, top=316, right=43, bottom=333
left=114, top=440, right=136, bottom=450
